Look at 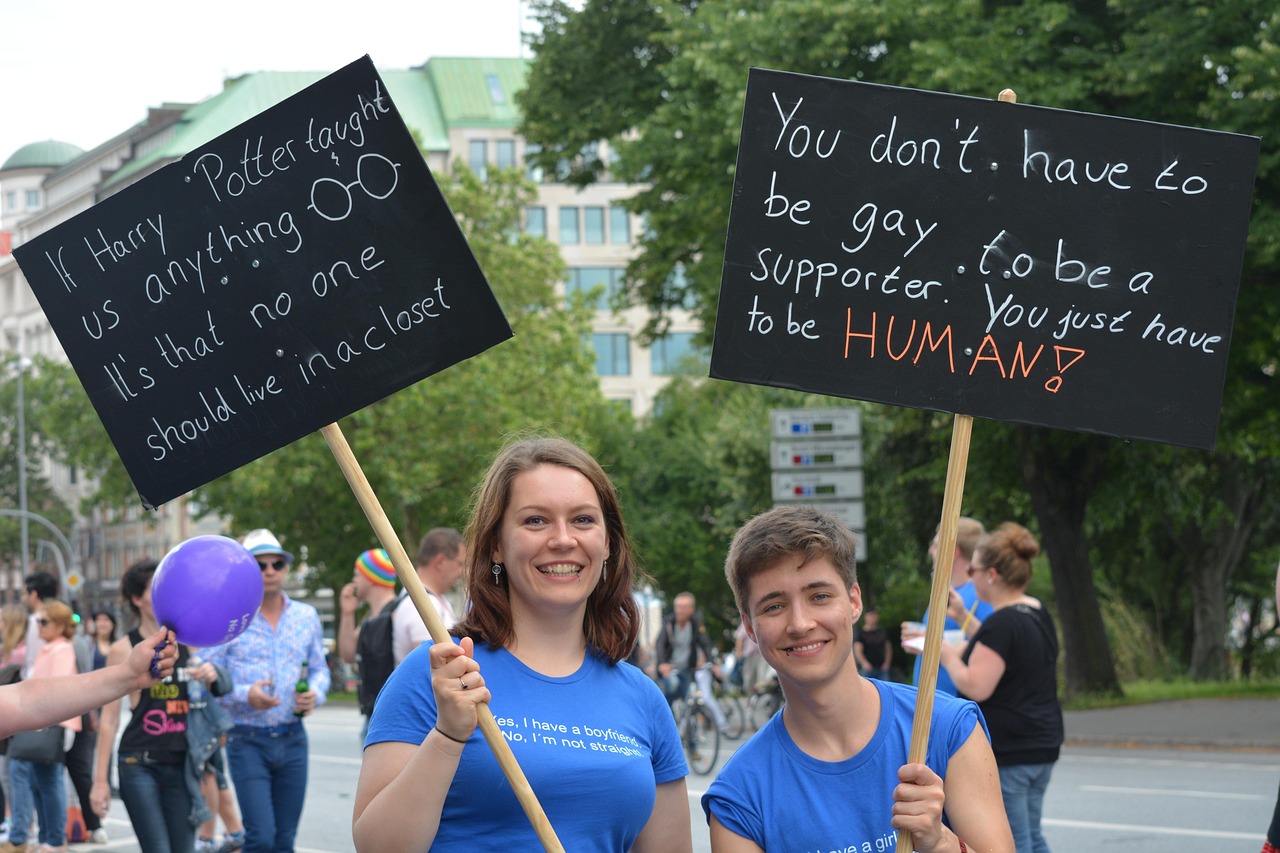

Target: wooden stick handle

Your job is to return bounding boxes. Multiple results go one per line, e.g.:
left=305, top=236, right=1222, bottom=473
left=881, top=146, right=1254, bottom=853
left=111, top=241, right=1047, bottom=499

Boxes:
left=320, top=423, right=565, bottom=853
left=895, top=413, right=973, bottom=853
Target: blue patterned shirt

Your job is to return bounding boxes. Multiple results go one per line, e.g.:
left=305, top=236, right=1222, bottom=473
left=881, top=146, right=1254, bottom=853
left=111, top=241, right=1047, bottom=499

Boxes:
left=206, top=592, right=330, bottom=728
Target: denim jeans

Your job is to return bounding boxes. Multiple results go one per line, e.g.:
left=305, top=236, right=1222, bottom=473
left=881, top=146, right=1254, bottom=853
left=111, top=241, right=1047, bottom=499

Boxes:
left=30, top=759, right=67, bottom=846
left=660, top=669, right=692, bottom=708
left=226, top=723, right=309, bottom=853
left=119, top=756, right=195, bottom=853
left=999, top=761, right=1055, bottom=853
left=7, top=758, right=34, bottom=845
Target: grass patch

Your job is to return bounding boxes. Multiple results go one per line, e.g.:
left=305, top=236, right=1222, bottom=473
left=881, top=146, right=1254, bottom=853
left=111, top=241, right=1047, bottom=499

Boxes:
left=1064, top=678, right=1280, bottom=710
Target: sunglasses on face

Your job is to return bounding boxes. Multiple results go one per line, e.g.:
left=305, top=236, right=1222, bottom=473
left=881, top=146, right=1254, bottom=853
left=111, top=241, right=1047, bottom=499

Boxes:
left=258, top=559, right=287, bottom=572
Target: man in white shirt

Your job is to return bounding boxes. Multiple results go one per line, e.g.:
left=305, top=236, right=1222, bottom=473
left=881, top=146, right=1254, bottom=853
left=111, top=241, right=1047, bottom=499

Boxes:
left=391, top=528, right=466, bottom=665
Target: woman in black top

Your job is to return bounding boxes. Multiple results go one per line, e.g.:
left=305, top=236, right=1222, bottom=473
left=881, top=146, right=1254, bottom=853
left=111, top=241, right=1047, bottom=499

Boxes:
left=939, top=522, right=1063, bottom=853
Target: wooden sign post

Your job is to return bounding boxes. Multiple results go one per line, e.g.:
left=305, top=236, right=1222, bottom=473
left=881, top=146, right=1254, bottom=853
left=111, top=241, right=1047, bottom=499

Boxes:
left=15, top=56, right=563, bottom=852
left=710, top=67, right=1259, bottom=853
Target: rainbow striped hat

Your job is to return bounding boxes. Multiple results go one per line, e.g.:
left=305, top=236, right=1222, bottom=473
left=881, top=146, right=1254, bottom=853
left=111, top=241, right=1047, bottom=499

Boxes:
left=355, top=549, right=396, bottom=588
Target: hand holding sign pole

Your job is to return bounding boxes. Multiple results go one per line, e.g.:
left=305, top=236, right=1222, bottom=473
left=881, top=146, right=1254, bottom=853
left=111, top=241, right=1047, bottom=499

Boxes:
left=320, top=424, right=561, bottom=851
left=13, top=57, right=562, bottom=851
left=893, top=87, right=1015, bottom=853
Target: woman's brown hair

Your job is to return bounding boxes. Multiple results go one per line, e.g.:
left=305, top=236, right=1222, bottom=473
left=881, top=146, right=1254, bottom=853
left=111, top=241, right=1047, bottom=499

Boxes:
left=451, top=437, right=643, bottom=664
left=977, top=522, right=1040, bottom=589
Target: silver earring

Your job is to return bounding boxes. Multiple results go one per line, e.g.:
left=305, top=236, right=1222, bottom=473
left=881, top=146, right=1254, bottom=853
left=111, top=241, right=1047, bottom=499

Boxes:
left=491, top=563, right=504, bottom=585
left=601, top=558, right=608, bottom=583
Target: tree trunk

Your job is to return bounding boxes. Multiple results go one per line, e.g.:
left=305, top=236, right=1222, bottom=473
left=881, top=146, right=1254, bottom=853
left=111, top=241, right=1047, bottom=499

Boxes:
left=1014, top=427, right=1122, bottom=699
left=1185, top=458, right=1263, bottom=680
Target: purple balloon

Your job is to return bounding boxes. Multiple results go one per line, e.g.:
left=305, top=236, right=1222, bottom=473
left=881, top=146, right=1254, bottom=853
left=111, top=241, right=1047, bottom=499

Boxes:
left=152, top=535, right=264, bottom=647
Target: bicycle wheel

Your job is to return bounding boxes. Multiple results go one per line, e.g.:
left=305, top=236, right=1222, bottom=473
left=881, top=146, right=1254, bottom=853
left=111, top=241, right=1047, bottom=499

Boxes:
left=684, top=706, right=719, bottom=775
left=750, top=689, right=783, bottom=731
left=721, top=696, right=746, bottom=740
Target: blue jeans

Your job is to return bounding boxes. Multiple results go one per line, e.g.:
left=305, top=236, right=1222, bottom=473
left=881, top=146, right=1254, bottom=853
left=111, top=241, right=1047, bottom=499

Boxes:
left=7, top=758, right=34, bottom=845
left=999, top=761, right=1055, bottom=853
left=226, top=722, right=309, bottom=853
left=30, top=759, right=67, bottom=846
left=119, top=756, right=195, bottom=853
left=660, top=669, right=692, bottom=708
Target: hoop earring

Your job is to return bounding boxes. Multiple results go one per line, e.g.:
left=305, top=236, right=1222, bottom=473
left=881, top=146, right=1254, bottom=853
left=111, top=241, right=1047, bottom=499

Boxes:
left=491, top=563, right=504, bottom=586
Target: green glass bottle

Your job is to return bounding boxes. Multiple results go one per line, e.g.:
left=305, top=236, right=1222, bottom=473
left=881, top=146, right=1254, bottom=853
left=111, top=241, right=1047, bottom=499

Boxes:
left=294, top=660, right=310, bottom=717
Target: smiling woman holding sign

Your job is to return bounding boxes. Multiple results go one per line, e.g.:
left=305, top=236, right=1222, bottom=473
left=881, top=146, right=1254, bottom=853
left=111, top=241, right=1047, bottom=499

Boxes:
left=354, top=438, right=691, bottom=851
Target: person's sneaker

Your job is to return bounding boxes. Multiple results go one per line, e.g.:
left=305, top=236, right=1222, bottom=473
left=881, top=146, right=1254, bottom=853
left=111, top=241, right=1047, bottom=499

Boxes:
left=88, top=828, right=108, bottom=844
left=0, top=819, right=10, bottom=843
left=217, top=831, right=245, bottom=853
left=195, top=837, right=217, bottom=853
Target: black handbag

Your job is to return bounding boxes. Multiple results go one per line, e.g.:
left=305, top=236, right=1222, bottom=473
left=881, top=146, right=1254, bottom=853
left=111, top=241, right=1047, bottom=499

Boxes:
left=8, top=726, right=65, bottom=764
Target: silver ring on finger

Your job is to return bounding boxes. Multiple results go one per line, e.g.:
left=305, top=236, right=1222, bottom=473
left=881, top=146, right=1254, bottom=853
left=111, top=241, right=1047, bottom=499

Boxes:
left=460, top=676, right=469, bottom=690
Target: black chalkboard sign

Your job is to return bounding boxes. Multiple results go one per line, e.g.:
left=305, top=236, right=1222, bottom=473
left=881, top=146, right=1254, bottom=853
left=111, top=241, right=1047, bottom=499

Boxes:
left=14, top=56, right=512, bottom=508
left=711, top=68, right=1259, bottom=449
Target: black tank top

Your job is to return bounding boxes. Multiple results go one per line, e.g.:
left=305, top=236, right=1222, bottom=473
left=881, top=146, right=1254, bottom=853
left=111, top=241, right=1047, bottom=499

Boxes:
left=118, top=628, right=192, bottom=757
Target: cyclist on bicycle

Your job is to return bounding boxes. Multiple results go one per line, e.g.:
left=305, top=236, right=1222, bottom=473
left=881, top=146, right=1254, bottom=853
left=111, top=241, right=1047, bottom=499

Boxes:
left=654, top=592, right=728, bottom=731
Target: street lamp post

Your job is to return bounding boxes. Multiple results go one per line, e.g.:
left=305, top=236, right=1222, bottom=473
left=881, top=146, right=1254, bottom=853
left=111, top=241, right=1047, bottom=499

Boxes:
left=13, top=356, right=31, bottom=574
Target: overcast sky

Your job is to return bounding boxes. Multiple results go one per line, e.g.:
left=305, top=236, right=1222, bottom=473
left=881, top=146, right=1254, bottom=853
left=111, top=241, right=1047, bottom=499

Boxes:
left=0, top=0, right=543, bottom=164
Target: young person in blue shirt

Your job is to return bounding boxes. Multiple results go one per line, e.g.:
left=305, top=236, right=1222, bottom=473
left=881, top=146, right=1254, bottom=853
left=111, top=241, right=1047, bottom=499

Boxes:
left=355, top=437, right=690, bottom=851
left=704, top=505, right=1013, bottom=853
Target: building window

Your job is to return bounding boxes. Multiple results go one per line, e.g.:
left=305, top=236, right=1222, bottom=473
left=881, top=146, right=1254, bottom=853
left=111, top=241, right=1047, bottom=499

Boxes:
left=609, top=207, right=631, bottom=244
left=565, top=267, right=624, bottom=310
left=25, top=190, right=39, bottom=208
left=525, top=143, right=544, bottom=183
left=469, top=140, right=488, bottom=181
left=486, top=73, right=507, bottom=105
left=496, top=140, right=516, bottom=170
left=525, top=206, right=547, bottom=239
left=651, top=332, right=702, bottom=375
left=584, top=207, right=606, bottom=244
left=4, top=192, right=15, bottom=211
left=592, top=333, right=631, bottom=376
left=559, top=207, right=580, bottom=244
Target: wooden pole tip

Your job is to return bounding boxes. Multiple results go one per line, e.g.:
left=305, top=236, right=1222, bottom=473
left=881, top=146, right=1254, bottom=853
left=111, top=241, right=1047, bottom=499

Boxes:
left=998, top=88, right=1018, bottom=103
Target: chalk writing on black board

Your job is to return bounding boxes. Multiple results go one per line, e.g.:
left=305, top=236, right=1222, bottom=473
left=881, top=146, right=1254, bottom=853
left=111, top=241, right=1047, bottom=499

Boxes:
left=15, top=56, right=512, bottom=508
left=711, top=68, right=1258, bottom=450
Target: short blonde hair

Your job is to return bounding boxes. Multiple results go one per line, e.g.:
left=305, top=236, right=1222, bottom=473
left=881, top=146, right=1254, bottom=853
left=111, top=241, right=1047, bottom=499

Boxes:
left=40, top=600, right=77, bottom=640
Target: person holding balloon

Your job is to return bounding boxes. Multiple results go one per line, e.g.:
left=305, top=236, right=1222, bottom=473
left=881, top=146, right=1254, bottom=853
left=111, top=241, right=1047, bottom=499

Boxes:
left=90, top=558, right=228, bottom=853
left=354, top=437, right=690, bottom=851
left=205, top=528, right=329, bottom=853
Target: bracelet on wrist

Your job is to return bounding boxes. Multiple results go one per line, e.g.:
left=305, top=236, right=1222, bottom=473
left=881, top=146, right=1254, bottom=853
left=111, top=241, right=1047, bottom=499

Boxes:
left=433, top=725, right=468, bottom=745
left=955, top=835, right=967, bottom=853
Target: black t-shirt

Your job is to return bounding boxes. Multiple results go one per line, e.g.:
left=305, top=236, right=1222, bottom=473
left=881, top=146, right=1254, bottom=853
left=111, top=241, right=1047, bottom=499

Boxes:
left=961, top=602, right=1064, bottom=765
left=854, top=627, right=889, bottom=667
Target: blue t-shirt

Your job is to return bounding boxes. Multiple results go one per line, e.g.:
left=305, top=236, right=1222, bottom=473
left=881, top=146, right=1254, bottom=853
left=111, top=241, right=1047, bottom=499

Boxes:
left=703, top=679, right=986, bottom=851
left=366, top=641, right=687, bottom=851
left=912, top=580, right=994, bottom=696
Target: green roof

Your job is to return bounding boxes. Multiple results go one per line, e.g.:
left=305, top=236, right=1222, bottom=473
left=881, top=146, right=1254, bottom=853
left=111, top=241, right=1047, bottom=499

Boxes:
left=1, top=139, right=84, bottom=172
left=423, top=58, right=529, bottom=128
left=105, top=66, right=453, bottom=188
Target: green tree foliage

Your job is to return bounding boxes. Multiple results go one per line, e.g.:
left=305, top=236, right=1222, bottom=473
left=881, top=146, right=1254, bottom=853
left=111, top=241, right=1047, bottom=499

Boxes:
left=0, top=358, right=78, bottom=572
left=521, top=0, right=1280, bottom=694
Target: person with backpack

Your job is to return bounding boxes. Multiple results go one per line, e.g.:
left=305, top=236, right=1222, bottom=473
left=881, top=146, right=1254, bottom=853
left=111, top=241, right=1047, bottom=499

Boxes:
left=337, top=549, right=400, bottom=733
